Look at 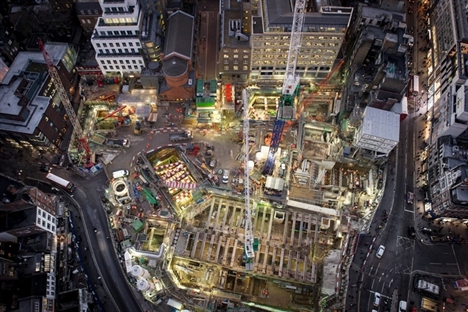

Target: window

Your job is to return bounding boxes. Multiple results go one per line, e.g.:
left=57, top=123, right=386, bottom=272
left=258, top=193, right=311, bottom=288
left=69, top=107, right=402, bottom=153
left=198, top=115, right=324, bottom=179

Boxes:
left=109, top=43, right=114, bottom=47
left=103, top=43, right=107, bottom=47
left=119, top=60, right=124, bottom=64
left=113, top=60, right=118, bottom=64
left=103, top=65, right=108, bottom=70
left=129, top=42, right=133, bottom=46
left=224, top=54, right=229, bottom=58
left=122, top=42, right=127, bottom=47
left=233, top=54, right=239, bottom=58
left=243, top=66, right=248, bottom=70
left=96, top=43, right=101, bottom=48
left=224, top=65, right=229, bottom=70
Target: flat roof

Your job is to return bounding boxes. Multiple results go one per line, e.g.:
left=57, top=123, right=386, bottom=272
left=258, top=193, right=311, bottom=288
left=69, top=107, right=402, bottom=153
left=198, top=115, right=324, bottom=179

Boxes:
left=0, top=43, right=67, bottom=134
left=360, top=106, right=400, bottom=142
left=263, top=0, right=352, bottom=28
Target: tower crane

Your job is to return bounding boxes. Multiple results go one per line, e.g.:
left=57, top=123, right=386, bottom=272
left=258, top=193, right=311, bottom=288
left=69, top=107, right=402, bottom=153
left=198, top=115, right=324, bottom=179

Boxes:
left=262, top=0, right=306, bottom=175
left=281, top=59, right=345, bottom=134
left=242, top=88, right=255, bottom=270
left=38, top=39, right=92, bottom=165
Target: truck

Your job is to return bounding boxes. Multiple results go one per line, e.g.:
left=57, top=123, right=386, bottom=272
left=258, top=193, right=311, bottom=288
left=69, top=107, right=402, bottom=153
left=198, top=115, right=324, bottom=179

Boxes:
left=169, top=130, right=193, bottom=142
left=416, top=279, right=440, bottom=295
left=105, top=139, right=130, bottom=148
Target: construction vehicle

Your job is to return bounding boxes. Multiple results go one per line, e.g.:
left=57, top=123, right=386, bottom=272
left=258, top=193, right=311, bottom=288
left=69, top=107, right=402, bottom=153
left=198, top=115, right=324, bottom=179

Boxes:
left=105, top=139, right=130, bottom=148
left=169, top=131, right=193, bottom=142
left=39, top=39, right=93, bottom=168
left=134, top=120, right=143, bottom=135
left=262, top=0, right=305, bottom=175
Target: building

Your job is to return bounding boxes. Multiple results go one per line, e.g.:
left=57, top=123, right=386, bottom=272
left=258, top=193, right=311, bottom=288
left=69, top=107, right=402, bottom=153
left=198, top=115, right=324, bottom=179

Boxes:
left=248, top=1, right=352, bottom=84
left=425, top=135, right=468, bottom=217
left=344, top=6, right=410, bottom=113
left=427, top=0, right=468, bottom=143
left=0, top=42, right=78, bottom=153
left=91, top=0, right=146, bottom=76
left=76, top=0, right=103, bottom=36
left=354, top=106, right=400, bottom=158
left=0, top=22, right=21, bottom=66
left=158, top=11, right=195, bottom=102
left=7, top=1, right=78, bottom=43
left=218, top=0, right=252, bottom=82
left=0, top=178, right=59, bottom=312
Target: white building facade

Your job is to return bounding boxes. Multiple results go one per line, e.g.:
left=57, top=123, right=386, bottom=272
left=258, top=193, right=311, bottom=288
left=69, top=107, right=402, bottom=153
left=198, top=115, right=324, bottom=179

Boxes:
left=354, top=107, right=400, bottom=156
left=91, top=0, right=145, bottom=76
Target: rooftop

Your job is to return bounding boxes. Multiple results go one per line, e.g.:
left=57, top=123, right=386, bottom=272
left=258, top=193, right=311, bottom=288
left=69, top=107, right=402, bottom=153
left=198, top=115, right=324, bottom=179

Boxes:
left=262, top=0, right=352, bottom=29
left=163, top=11, right=194, bottom=60
left=360, top=106, right=400, bottom=142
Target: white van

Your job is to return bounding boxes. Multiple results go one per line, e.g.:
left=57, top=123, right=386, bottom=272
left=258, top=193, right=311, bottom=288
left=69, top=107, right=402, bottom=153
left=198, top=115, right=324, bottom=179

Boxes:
left=112, top=170, right=129, bottom=179
left=399, top=300, right=407, bottom=311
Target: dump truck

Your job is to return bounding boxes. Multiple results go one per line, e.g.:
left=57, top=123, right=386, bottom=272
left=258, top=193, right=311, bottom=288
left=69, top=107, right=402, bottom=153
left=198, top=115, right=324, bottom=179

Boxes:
left=169, top=131, right=193, bottom=142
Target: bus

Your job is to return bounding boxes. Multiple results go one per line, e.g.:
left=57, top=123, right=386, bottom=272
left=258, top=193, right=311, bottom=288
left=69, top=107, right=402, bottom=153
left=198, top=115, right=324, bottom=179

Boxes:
left=46, top=173, right=76, bottom=193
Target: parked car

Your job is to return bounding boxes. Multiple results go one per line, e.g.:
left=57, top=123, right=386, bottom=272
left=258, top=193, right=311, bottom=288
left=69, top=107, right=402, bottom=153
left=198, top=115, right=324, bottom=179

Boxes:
left=373, top=292, right=381, bottom=306
left=376, top=245, right=385, bottom=259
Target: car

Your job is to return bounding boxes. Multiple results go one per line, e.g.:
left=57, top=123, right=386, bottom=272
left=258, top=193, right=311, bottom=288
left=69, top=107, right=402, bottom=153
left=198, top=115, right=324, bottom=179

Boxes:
left=376, top=245, right=385, bottom=258
left=421, top=227, right=432, bottom=234
left=222, top=169, right=230, bottom=184
left=399, top=300, right=407, bottom=311
left=407, top=226, right=416, bottom=238
left=373, top=292, right=381, bottom=306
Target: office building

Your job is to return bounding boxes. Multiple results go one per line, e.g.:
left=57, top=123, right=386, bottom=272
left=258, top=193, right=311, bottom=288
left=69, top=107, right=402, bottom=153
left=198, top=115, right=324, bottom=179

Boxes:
left=91, top=0, right=146, bottom=76
left=248, top=1, right=352, bottom=84
left=427, top=0, right=468, bottom=141
left=0, top=42, right=78, bottom=153
left=76, top=0, right=103, bottom=36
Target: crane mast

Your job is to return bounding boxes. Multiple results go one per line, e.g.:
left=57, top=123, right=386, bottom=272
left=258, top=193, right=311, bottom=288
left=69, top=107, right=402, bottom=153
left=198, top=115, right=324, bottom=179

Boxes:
left=263, top=0, right=305, bottom=175
left=38, top=39, right=91, bottom=159
left=282, top=0, right=306, bottom=97
left=242, top=89, right=255, bottom=269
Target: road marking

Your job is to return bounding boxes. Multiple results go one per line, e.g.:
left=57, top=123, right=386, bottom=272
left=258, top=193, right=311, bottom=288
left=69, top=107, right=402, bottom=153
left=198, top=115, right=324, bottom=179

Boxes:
left=429, top=263, right=441, bottom=265
left=404, top=208, right=415, bottom=213
left=445, top=263, right=458, bottom=265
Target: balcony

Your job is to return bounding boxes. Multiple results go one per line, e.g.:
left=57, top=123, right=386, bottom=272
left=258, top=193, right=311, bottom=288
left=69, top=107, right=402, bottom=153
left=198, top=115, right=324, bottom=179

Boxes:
left=97, top=18, right=138, bottom=28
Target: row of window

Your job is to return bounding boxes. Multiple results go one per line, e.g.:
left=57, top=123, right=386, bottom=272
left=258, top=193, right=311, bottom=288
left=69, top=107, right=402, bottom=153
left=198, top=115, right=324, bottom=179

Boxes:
left=224, top=60, right=249, bottom=65
left=255, top=35, right=341, bottom=41
left=101, top=59, right=143, bottom=65
left=223, top=54, right=249, bottom=59
left=98, top=30, right=139, bottom=37
left=102, top=64, right=144, bottom=71
left=223, top=65, right=249, bottom=71
left=97, top=48, right=140, bottom=54
left=96, top=41, right=139, bottom=48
